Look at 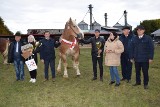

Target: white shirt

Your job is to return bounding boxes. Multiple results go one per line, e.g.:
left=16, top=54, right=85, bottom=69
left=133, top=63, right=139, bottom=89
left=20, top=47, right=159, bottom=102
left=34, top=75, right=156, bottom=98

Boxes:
left=16, top=42, right=19, bottom=52
left=139, top=35, right=144, bottom=39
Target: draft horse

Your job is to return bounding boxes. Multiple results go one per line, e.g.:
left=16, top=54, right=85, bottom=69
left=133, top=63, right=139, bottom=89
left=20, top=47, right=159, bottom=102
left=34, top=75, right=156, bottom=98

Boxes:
left=0, top=38, right=10, bottom=64
left=57, top=18, right=84, bottom=78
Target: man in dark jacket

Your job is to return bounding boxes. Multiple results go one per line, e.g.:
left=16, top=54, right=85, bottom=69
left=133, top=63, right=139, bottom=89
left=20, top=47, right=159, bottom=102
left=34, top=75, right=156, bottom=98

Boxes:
left=8, top=31, right=25, bottom=81
left=119, top=26, right=134, bottom=83
left=40, top=31, right=60, bottom=82
left=80, top=29, right=105, bottom=81
left=130, top=25, right=154, bottom=89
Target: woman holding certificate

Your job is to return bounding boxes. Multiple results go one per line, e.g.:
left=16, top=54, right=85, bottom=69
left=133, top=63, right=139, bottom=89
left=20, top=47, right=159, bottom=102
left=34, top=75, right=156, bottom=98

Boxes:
left=22, top=35, right=40, bottom=83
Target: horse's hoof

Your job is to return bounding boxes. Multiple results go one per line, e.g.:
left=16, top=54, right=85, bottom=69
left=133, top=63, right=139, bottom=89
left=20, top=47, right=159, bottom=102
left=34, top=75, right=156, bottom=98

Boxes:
left=63, top=75, right=68, bottom=78
left=57, top=69, right=61, bottom=72
left=76, top=75, right=80, bottom=77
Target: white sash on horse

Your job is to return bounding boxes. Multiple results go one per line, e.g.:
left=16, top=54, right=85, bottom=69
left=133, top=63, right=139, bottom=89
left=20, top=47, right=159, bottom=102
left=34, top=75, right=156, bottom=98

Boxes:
left=61, top=38, right=77, bottom=50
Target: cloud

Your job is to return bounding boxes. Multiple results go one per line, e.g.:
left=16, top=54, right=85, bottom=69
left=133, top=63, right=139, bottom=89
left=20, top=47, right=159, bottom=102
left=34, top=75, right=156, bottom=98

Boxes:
left=0, top=0, right=160, bottom=34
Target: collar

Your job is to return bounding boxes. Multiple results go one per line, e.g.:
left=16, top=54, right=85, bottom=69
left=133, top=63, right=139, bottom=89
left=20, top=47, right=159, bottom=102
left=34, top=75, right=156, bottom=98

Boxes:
left=61, top=38, right=77, bottom=50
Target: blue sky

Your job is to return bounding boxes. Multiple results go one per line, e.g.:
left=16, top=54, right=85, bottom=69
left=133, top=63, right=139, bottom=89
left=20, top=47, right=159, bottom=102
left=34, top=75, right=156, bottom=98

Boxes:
left=0, top=0, right=160, bottom=34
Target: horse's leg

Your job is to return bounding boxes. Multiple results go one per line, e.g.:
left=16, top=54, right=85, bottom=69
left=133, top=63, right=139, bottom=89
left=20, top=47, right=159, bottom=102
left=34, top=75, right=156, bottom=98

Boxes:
left=3, top=42, right=9, bottom=64
left=3, top=55, right=8, bottom=64
left=62, top=54, right=68, bottom=78
left=57, top=58, right=61, bottom=73
left=73, top=54, right=80, bottom=76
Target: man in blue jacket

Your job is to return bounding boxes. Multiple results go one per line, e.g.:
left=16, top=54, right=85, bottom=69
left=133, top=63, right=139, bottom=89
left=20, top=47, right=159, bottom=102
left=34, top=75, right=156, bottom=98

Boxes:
left=119, top=26, right=134, bottom=83
left=40, top=31, right=60, bottom=82
left=130, top=25, right=154, bottom=89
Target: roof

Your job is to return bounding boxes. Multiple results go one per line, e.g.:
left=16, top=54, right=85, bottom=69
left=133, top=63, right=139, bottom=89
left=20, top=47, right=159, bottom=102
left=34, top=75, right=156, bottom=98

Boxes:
left=113, top=22, right=123, bottom=27
left=151, top=29, right=160, bottom=36
left=92, top=21, right=101, bottom=26
left=78, top=20, right=88, bottom=25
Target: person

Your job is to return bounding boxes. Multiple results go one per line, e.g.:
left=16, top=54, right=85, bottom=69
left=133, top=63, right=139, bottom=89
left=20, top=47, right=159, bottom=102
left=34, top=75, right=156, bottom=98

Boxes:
left=40, top=31, right=60, bottom=82
left=104, top=32, right=124, bottom=86
left=130, top=25, right=154, bottom=89
left=24, top=35, right=40, bottom=83
left=8, top=31, right=25, bottom=81
left=80, top=29, right=105, bottom=81
left=119, top=26, right=134, bottom=83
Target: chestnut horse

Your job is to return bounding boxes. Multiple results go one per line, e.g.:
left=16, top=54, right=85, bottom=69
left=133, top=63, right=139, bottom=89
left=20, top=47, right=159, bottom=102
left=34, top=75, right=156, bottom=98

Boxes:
left=0, top=38, right=10, bottom=64
left=57, top=18, right=84, bottom=78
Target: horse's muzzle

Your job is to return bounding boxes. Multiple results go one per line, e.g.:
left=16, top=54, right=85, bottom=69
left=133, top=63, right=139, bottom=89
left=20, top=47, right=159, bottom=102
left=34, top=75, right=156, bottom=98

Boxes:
left=77, top=33, right=84, bottom=39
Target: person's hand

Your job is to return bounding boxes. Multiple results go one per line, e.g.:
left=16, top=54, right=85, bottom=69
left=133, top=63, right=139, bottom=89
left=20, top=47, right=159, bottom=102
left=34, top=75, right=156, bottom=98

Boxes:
left=41, top=59, right=44, bottom=63
left=98, top=49, right=102, bottom=54
left=130, top=59, right=134, bottom=63
left=110, top=50, right=115, bottom=53
left=149, top=59, right=153, bottom=63
left=59, top=37, right=62, bottom=43
left=105, top=49, right=110, bottom=53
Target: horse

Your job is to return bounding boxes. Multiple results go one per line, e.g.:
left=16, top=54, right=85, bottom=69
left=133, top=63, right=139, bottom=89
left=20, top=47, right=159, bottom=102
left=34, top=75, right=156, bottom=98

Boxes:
left=57, top=18, right=84, bottom=78
left=0, top=38, right=10, bottom=64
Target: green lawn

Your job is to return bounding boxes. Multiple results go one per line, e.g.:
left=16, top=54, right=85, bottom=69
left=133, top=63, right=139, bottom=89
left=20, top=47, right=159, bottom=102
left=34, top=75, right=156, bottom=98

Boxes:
left=0, top=47, right=160, bottom=107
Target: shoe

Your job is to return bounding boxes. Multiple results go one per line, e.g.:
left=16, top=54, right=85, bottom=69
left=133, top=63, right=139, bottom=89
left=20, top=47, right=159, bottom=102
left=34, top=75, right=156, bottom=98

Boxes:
left=29, top=78, right=33, bottom=82
left=133, top=83, right=141, bottom=86
left=121, top=78, right=126, bottom=81
left=32, top=79, right=36, bottom=83
left=52, top=78, right=55, bottom=82
left=100, top=78, right=103, bottom=82
left=109, top=81, right=115, bottom=85
left=43, top=79, right=48, bottom=82
left=16, top=79, right=20, bottom=81
left=144, top=85, right=149, bottom=89
left=92, top=77, right=97, bottom=81
left=126, top=80, right=131, bottom=83
left=115, top=83, right=120, bottom=87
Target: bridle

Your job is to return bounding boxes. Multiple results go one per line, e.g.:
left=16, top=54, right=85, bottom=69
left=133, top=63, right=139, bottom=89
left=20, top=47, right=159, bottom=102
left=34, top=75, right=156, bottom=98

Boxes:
left=68, top=23, right=81, bottom=38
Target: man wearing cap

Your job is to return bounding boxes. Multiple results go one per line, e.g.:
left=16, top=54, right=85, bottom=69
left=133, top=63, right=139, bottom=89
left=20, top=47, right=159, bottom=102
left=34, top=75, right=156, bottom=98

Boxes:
left=8, top=31, right=25, bottom=81
left=130, top=25, right=154, bottom=89
left=119, top=26, right=134, bottom=83
left=80, top=29, right=105, bottom=81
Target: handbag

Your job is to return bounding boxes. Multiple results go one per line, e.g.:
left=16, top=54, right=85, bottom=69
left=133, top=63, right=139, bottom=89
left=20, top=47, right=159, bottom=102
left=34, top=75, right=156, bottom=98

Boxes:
left=25, top=55, right=37, bottom=71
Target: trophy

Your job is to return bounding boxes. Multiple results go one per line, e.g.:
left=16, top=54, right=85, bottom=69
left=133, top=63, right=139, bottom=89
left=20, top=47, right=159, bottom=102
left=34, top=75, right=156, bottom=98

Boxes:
left=96, top=41, right=102, bottom=57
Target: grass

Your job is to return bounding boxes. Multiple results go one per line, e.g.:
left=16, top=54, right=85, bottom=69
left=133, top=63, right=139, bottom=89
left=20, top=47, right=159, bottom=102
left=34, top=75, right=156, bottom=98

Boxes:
left=0, top=47, right=160, bottom=107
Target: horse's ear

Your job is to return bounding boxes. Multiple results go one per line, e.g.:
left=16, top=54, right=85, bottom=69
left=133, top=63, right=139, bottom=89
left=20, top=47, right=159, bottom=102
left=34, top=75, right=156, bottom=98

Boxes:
left=65, top=22, right=68, bottom=29
left=69, top=17, right=73, bottom=24
left=69, top=17, right=72, bottom=22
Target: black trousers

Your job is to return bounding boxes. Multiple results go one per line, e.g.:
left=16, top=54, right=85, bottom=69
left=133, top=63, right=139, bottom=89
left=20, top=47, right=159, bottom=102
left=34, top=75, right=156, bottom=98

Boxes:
left=44, top=59, right=55, bottom=79
left=135, top=62, right=149, bottom=85
left=121, top=55, right=132, bottom=80
left=92, top=55, right=103, bottom=78
left=30, top=70, right=37, bottom=79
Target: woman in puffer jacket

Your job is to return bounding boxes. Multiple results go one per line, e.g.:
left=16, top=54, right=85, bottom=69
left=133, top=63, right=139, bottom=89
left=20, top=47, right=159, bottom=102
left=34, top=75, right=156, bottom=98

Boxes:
left=104, top=32, right=124, bottom=86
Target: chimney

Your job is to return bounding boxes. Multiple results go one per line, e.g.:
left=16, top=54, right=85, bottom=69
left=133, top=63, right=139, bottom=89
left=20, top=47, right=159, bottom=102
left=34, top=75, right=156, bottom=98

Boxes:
left=124, top=10, right=127, bottom=26
left=104, top=13, right=107, bottom=27
left=88, top=4, right=93, bottom=30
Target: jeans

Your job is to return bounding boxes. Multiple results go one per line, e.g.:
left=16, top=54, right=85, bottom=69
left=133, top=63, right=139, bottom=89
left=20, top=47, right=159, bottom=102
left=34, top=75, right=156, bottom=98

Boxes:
left=109, top=66, right=120, bottom=84
left=14, top=60, right=24, bottom=80
left=44, top=59, right=55, bottom=79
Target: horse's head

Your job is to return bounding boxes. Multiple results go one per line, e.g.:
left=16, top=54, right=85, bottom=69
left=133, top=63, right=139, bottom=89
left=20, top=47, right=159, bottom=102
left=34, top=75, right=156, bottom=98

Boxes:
left=64, top=18, right=84, bottom=39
